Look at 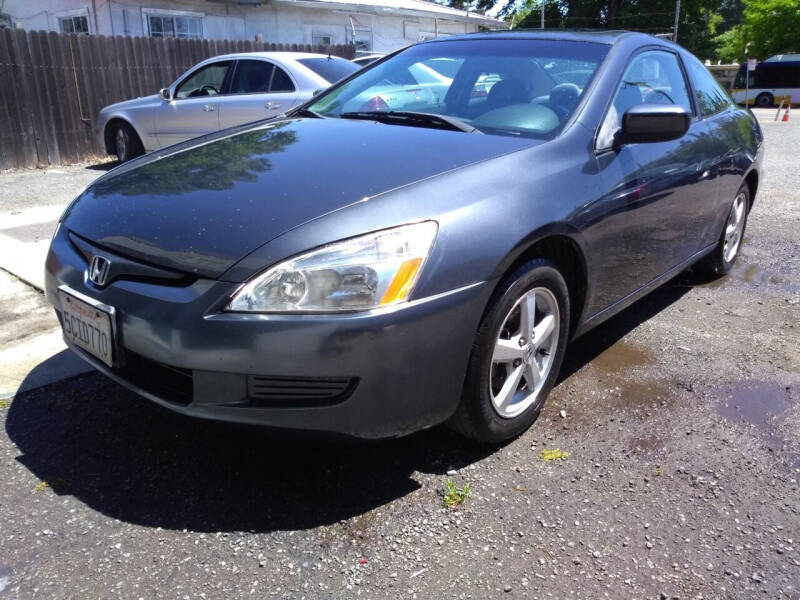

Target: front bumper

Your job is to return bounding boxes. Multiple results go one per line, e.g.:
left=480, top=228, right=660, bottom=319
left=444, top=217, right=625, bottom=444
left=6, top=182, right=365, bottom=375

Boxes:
left=45, top=226, right=491, bottom=439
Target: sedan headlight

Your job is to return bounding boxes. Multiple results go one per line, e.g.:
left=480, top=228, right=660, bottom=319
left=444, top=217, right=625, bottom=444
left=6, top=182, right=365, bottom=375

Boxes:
left=226, top=221, right=438, bottom=313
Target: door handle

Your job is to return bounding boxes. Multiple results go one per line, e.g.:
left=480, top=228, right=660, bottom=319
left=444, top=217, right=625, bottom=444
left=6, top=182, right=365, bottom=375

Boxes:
left=265, top=101, right=282, bottom=110
left=202, top=104, right=217, bottom=112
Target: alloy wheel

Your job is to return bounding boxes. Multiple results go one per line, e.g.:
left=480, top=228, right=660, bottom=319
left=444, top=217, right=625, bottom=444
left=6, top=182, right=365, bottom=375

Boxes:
left=723, top=192, right=746, bottom=263
left=489, top=287, right=560, bottom=419
left=115, top=127, right=127, bottom=162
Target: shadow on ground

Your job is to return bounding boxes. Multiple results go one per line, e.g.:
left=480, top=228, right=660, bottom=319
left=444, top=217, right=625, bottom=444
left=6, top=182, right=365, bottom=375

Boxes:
left=5, top=274, right=700, bottom=533
left=84, top=160, right=119, bottom=172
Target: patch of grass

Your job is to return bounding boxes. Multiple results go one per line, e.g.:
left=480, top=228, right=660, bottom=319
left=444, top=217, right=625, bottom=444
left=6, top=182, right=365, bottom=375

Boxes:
left=541, top=448, right=569, bottom=461
left=442, top=479, right=471, bottom=508
left=34, top=477, right=69, bottom=492
left=0, top=399, right=11, bottom=409
left=653, top=466, right=661, bottom=476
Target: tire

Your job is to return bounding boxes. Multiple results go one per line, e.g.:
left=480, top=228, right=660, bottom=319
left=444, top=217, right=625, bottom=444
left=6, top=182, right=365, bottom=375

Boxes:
left=695, top=184, right=750, bottom=277
left=755, top=92, right=774, bottom=108
left=113, top=122, right=144, bottom=163
left=448, top=259, right=570, bottom=443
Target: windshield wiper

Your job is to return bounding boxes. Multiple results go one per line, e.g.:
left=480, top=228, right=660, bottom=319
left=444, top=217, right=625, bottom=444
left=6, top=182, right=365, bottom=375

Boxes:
left=293, top=107, right=325, bottom=119
left=340, top=111, right=481, bottom=134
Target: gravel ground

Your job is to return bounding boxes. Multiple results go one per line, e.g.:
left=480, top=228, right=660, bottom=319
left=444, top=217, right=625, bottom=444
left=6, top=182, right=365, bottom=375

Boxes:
left=1, top=112, right=798, bottom=599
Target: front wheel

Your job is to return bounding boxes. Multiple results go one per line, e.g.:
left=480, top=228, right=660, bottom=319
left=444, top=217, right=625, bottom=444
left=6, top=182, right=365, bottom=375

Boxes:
left=755, top=92, right=774, bottom=108
left=696, top=184, right=749, bottom=277
left=113, top=122, right=144, bottom=163
left=448, top=259, right=570, bottom=443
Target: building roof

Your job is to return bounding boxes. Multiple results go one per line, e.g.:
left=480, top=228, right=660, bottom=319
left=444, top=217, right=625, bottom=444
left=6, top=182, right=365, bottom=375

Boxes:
left=270, top=0, right=506, bottom=28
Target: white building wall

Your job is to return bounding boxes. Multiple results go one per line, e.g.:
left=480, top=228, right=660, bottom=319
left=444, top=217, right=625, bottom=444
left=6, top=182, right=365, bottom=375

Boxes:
left=3, top=0, right=483, bottom=53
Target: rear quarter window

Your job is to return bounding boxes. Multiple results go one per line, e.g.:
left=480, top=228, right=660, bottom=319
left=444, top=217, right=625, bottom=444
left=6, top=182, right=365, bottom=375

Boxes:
left=297, top=57, right=360, bottom=84
left=685, top=56, right=733, bottom=116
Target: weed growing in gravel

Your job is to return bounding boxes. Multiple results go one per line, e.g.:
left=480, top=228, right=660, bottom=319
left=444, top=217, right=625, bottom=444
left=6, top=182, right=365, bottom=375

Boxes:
left=442, top=479, right=471, bottom=508
left=0, top=400, right=11, bottom=409
left=35, top=481, right=50, bottom=492
left=541, top=448, right=569, bottom=461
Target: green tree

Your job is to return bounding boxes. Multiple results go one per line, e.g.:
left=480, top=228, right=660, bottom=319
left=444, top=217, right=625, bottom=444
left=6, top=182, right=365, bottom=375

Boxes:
left=500, top=0, right=726, bottom=60
left=712, top=0, right=799, bottom=61
left=741, top=0, right=800, bottom=59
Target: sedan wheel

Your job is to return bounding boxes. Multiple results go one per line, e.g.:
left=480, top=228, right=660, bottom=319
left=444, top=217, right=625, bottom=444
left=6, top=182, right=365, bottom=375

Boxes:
left=695, top=184, right=750, bottom=277
left=112, top=122, right=144, bottom=163
left=449, top=259, right=569, bottom=443
left=722, top=191, right=746, bottom=263
left=115, top=127, right=128, bottom=163
left=490, top=287, right=559, bottom=419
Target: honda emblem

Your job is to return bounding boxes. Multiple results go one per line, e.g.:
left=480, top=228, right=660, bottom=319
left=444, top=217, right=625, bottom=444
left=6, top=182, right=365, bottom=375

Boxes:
left=88, top=255, right=111, bottom=286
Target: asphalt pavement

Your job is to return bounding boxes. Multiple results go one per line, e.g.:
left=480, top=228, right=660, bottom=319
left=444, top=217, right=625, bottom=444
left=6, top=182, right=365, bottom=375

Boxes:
left=0, top=109, right=797, bottom=598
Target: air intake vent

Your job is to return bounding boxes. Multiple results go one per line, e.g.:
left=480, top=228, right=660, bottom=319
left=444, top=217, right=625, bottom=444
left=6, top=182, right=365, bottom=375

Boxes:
left=246, top=375, right=357, bottom=407
left=119, top=351, right=193, bottom=406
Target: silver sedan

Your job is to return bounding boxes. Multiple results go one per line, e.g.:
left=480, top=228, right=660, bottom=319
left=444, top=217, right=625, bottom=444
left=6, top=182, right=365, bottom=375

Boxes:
left=96, top=52, right=359, bottom=162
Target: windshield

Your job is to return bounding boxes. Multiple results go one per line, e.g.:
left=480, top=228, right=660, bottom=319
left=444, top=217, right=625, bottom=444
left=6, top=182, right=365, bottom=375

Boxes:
left=308, top=39, right=609, bottom=139
left=297, top=57, right=360, bottom=84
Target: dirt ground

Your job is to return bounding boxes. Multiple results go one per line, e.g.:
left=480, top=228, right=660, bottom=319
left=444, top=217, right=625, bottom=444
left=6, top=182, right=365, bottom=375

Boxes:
left=0, top=111, right=798, bottom=599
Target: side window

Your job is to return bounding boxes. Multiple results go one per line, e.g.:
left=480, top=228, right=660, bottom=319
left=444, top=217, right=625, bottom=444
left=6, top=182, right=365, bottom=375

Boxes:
left=270, top=67, right=295, bottom=92
left=175, top=61, right=231, bottom=99
left=597, top=51, right=692, bottom=149
left=231, top=60, right=274, bottom=94
left=685, top=57, right=733, bottom=117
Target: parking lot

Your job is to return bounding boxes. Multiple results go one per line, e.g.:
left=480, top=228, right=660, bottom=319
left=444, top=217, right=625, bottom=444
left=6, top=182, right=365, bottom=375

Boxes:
left=0, top=109, right=798, bottom=598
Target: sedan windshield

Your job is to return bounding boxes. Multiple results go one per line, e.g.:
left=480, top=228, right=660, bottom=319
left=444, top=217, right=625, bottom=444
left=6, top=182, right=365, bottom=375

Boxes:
left=308, top=39, right=609, bottom=139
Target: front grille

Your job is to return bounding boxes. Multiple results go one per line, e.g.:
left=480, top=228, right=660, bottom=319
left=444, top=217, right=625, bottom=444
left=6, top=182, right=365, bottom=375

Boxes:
left=246, top=375, right=357, bottom=407
left=118, top=351, right=193, bottom=406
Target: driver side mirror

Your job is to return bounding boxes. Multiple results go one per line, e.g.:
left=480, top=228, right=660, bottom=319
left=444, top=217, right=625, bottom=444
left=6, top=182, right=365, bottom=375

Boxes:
left=616, top=104, right=690, bottom=146
left=159, top=87, right=172, bottom=101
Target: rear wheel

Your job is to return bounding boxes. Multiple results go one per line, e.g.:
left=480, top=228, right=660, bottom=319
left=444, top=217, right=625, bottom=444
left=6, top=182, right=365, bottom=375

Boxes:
left=755, top=92, right=774, bottom=107
left=696, top=184, right=749, bottom=277
left=449, top=259, right=569, bottom=443
left=113, top=122, right=144, bottom=163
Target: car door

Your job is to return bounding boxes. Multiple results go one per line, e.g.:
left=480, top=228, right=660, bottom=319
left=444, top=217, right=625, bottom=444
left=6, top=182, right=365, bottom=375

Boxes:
left=585, top=49, right=720, bottom=314
left=217, top=59, right=300, bottom=130
left=153, top=60, right=232, bottom=148
left=683, top=55, right=747, bottom=244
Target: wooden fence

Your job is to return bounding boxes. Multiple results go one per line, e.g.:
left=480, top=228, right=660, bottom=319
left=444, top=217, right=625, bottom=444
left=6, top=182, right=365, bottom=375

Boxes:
left=0, top=28, right=355, bottom=170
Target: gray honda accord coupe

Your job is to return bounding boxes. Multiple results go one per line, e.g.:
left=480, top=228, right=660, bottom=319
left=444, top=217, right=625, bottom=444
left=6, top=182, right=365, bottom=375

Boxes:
left=46, top=31, right=763, bottom=442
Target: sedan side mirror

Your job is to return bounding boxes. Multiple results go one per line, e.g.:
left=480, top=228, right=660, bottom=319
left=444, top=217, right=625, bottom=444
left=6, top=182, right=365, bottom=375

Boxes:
left=616, top=104, right=690, bottom=146
left=159, top=87, right=172, bottom=101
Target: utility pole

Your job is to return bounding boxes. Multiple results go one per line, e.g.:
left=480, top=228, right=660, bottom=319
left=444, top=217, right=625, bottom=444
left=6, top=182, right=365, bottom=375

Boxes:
left=673, top=0, right=680, bottom=42
left=541, top=0, right=545, bottom=28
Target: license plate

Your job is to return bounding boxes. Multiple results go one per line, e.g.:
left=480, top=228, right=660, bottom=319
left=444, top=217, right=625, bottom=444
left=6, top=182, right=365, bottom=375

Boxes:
left=58, top=289, right=115, bottom=367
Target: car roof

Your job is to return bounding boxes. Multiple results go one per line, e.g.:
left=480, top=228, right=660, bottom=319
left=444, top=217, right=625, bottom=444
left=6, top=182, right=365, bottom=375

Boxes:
left=202, top=51, right=346, bottom=62
left=425, top=29, right=660, bottom=46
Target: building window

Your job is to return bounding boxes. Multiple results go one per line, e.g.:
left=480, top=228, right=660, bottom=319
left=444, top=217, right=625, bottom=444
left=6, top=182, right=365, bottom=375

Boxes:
left=312, top=32, right=332, bottom=46
left=346, top=27, right=372, bottom=54
left=59, top=15, right=89, bottom=34
left=147, top=14, right=202, bottom=39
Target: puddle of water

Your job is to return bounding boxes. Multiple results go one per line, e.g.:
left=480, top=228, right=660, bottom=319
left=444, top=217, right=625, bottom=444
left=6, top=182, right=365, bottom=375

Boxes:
left=694, top=262, right=800, bottom=293
left=715, top=382, right=791, bottom=453
left=590, top=339, right=654, bottom=374
left=612, top=380, right=673, bottom=409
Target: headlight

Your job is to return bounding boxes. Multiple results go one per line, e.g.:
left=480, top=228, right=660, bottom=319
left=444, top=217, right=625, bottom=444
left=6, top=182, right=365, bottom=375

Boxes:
left=226, top=221, right=438, bottom=313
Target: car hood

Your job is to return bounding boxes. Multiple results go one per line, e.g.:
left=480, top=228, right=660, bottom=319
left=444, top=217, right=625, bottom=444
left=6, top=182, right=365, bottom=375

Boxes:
left=63, top=117, right=535, bottom=279
left=102, top=94, right=160, bottom=112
